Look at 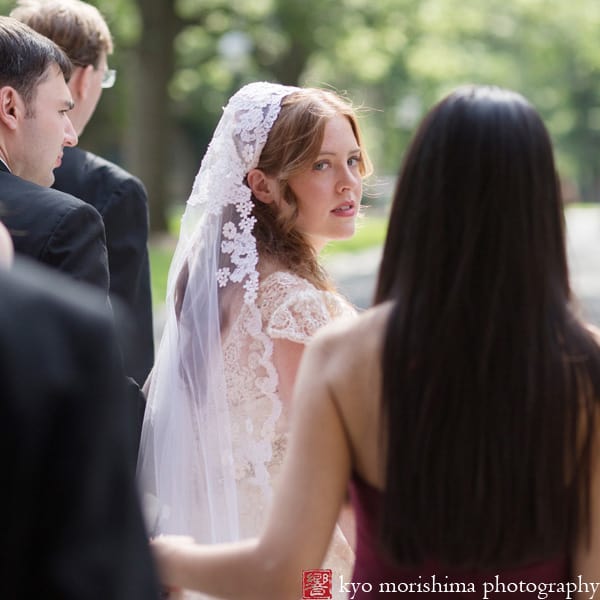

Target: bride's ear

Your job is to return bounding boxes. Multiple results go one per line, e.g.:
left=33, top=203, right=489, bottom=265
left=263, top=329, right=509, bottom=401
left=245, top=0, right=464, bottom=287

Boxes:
left=246, top=169, right=278, bottom=205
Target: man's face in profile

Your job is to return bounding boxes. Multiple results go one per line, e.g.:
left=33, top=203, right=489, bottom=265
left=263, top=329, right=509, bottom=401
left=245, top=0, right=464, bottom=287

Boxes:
left=17, top=64, right=77, bottom=186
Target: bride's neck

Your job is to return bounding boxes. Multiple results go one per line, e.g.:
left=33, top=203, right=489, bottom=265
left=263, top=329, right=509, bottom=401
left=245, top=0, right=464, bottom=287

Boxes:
left=257, top=257, right=290, bottom=280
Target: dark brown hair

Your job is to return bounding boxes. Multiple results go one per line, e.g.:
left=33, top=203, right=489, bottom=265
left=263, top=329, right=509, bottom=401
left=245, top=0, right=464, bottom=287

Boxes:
left=0, top=16, right=71, bottom=112
left=375, top=85, right=600, bottom=568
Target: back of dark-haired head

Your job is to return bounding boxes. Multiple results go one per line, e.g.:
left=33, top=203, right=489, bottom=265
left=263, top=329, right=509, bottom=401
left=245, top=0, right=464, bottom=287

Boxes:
left=375, top=85, right=600, bottom=568
left=376, top=85, right=568, bottom=306
left=0, top=16, right=71, bottom=111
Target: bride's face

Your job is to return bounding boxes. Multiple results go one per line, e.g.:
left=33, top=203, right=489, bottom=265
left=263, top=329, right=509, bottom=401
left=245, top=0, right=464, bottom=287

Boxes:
left=283, top=115, right=363, bottom=253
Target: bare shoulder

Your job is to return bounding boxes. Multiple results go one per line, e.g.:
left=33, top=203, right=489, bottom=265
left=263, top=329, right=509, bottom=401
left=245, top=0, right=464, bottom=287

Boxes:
left=305, top=302, right=393, bottom=396
left=301, top=303, right=392, bottom=480
left=586, top=323, right=600, bottom=345
left=309, top=302, right=392, bottom=360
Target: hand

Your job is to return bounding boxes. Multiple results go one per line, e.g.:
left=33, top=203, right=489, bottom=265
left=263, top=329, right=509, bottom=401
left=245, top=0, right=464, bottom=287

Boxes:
left=159, top=586, right=186, bottom=600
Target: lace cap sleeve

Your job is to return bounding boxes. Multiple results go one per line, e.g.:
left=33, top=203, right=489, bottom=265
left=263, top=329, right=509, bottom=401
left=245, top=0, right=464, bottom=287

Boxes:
left=260, top=271, right=356, bottom=344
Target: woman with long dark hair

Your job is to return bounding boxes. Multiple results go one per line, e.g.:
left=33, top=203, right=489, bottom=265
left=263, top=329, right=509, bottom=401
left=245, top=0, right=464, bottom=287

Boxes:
left=150, top=85, right=600, bottom=599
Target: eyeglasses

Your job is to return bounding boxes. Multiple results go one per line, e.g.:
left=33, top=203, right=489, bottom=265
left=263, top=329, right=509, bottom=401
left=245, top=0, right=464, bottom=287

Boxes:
left=101, top=68, right=116, bottom=89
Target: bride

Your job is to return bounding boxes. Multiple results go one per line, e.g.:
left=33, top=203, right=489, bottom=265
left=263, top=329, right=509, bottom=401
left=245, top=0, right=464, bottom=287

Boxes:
left=136, top=81, right=372, bottom=597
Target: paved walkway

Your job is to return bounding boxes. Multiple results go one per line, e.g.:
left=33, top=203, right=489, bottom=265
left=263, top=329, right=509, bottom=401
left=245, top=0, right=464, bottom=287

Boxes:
left=565, top=206, right=600, bottom=324
left=326, top=205, right=600, bottom=325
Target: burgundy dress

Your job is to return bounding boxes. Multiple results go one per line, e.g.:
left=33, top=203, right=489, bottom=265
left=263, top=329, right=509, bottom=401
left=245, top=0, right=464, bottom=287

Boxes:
left=348, top=474, right=569, bottom=598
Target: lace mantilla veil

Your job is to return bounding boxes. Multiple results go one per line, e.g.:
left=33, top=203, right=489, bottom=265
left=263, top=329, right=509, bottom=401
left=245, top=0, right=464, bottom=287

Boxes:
left=136, top=82, right=300, bottom=545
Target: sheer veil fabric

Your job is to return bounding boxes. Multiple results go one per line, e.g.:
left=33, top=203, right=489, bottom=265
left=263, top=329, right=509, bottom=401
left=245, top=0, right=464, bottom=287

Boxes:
left=136, top=82, right=300, bottom=544
left=137, top=83, right=356, bottom=600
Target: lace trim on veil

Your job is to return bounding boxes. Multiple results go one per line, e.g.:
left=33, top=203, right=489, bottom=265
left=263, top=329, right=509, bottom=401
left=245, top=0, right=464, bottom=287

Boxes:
left=137, top=82, right=299, bottom=547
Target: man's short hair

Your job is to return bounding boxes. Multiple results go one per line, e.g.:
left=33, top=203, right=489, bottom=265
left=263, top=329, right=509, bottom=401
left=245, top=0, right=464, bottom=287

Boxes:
left=11, top=0, right=113, bottom=68
left=0, top=16, right=71, bottom=110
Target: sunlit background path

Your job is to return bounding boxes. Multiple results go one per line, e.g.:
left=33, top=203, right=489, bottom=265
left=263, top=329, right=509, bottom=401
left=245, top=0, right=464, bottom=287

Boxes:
left=327, top=205, right=600, bottom=326
left=566, top=206, right=600, bottom=325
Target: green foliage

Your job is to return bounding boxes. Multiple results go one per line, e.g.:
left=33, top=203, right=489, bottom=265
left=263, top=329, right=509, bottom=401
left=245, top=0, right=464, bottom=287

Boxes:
left=95, top=0, right=141, bottom=45
left=158, top=0, right=600, bottom=202
left=322, top=214, right=389, bottom=256
left=5, top=0, right=600, bottom=221
left=149, top=243, right=174, bottom=308
left=401, top=0, right=600, bottom=199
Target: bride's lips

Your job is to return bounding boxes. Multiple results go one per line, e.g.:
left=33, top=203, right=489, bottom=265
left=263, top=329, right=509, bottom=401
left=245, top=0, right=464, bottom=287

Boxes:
left=331, top=200, right=356, bottom=217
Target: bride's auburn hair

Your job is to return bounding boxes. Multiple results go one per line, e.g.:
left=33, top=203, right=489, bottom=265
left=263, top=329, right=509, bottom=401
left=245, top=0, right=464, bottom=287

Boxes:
left=251, top=87, right=372, bottom=290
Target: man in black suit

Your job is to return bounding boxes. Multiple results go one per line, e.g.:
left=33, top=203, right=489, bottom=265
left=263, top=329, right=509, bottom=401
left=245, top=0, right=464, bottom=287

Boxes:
left=0, top=17, right=109, bottom=294
left=0, top=15, right=148, bottom=451
left=13, top=0, right=155, bottom=385
left=0, top=224, right=159, bottom=600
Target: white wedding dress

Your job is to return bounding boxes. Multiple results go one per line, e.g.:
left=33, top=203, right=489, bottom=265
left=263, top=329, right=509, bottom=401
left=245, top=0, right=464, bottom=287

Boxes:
left=223, top=269, right=356, bottom=598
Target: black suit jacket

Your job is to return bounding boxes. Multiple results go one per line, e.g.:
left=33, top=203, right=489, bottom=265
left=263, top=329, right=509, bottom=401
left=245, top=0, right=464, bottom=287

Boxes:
left=0, top=162, right=109, bottom=293
left=54, top=147, right=154, bottom=385
left=0, top=259, right=159, bottom=600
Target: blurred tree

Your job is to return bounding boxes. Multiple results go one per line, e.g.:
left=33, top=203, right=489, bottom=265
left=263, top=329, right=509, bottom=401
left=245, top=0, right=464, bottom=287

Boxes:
left=126, top=0, right=178, bottom=231
left=4, top=0, right=600, bottom=230
left=168, top=0, right=421, bottom=213
left=395, top=0, right=600, bottom=201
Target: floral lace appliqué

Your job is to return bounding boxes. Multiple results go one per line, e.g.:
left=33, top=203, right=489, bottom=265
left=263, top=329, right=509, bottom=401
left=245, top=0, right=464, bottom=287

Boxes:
left=184, top=82, right=297, bottom=304
left=221, top=271, right=355, bottom=537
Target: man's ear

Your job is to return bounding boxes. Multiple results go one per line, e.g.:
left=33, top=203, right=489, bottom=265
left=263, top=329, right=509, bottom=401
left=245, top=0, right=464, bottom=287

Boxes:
left=0, top=86, right=23, bottom=130
left=246, top=169, right=278, bottom=204
left=69, top=64, right=93, bottom=101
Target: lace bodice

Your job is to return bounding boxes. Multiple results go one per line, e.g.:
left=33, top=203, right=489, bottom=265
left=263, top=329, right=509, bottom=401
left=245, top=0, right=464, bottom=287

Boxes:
left=262, top=271, right=355, bottom=343
left=222, top=270, right=355, bottom=534
left=219, top=270, right=355, bottom=599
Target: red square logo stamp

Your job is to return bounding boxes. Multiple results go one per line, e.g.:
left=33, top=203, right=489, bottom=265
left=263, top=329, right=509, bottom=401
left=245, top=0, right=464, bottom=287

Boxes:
left=302, top=569, right=332, bottom=599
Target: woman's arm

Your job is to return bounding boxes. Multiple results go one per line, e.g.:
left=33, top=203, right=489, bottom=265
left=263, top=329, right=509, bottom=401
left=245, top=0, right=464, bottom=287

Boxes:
left=273, top=338, right=356, bottom=548
left=152, top=334, right=353, bottom=599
